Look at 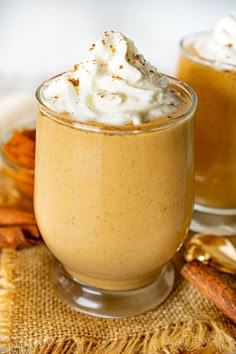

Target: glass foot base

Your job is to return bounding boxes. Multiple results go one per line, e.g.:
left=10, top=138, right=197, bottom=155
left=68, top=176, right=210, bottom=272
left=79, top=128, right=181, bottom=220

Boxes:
left=52, top=261, right=175, bottom=318
left=191, top=203, right=236, bottom=236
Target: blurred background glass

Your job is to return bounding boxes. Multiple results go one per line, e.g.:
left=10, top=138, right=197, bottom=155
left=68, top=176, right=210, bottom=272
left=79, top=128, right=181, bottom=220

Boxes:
left=0, top=0, right=235, bottom=95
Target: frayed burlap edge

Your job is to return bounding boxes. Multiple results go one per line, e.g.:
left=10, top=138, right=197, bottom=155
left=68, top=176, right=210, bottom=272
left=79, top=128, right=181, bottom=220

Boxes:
left=10, top=320, right=236, bottom=354
left=0, top=249, right=235, bottom=354
left=0, top=248, right=16, bottom=353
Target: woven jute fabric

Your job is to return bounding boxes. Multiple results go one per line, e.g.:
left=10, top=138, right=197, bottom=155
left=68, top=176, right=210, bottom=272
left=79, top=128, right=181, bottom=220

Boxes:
left=0, top=242, right=235, bottom=354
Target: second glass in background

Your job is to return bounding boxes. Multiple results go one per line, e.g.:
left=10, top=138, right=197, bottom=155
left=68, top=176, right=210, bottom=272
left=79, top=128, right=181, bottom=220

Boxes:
left=176, top=31, right=236, bottom=235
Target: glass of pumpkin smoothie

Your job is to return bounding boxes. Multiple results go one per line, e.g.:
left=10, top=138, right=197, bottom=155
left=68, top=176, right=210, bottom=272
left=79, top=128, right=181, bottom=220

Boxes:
left=176, top=13, right=236, bottom=235
left=35, top=31, right=196, bottom=318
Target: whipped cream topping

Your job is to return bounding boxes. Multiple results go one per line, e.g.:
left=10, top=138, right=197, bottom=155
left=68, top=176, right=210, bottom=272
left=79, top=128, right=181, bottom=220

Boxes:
left=194, top=12, right=236, bottom=66
left=42, top=31, right=179, bottom=126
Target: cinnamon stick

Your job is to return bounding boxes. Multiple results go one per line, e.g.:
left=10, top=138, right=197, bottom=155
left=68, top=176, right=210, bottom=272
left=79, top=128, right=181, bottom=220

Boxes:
left=0, top=225, right=41, bottom=248
left=0, top=207, right=36, bottom=226
left=181, top=260, right=236, bottom=324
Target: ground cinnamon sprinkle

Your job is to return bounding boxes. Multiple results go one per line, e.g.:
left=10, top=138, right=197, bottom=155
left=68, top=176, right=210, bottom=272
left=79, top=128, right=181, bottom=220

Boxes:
left=72, top=64, right=79, bottom=72
left=68, top=78, right=79, bottom=87
left=109, top=45, right=116, bottom=54
left=112, top=75, right=122, bottom=80
left=3, top=129, right=36, bottom=169
left=89, top=43, right=96, bottom=51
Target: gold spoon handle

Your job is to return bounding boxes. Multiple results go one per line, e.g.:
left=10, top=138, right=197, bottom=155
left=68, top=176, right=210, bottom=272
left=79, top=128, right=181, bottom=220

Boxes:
left=181, top=260, right=236, bottom=324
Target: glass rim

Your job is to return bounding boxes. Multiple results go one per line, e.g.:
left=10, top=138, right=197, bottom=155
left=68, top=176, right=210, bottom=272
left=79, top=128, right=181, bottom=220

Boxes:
left=179, top=30, right=236, bottom=71
left=35, top=74, right=197, bottom=134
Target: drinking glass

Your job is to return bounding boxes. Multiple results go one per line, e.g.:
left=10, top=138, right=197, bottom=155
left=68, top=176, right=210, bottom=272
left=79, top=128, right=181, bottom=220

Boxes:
left=35, top=75, right=196, bottom=318
left=177, top=32, right=236, bottom=235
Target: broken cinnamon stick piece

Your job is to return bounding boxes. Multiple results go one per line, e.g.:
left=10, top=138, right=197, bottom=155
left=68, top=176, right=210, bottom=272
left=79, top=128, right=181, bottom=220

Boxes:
left=181, top=260, right=236, bottom=324
left=0, top=207, right=36, bottom=226
left=0, top=225, right=41, bottom=248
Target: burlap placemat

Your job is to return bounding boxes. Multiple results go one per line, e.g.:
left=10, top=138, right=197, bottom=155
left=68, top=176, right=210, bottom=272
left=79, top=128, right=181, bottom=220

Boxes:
left=0, top=241, right=235, bottom=354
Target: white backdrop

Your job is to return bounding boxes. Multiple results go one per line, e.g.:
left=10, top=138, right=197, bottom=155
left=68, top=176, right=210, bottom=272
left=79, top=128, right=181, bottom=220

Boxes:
left=0, top=0, right=235, bottom=94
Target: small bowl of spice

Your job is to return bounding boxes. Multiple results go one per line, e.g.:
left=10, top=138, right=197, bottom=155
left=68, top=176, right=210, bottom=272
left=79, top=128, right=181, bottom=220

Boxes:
left=1, top=121, right=36, bottom=199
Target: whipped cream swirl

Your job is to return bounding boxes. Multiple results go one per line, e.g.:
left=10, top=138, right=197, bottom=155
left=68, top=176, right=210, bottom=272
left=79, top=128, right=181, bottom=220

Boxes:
left=42, top=31, right=178, bottom=126
left=194, top=12, right=236, bottom=66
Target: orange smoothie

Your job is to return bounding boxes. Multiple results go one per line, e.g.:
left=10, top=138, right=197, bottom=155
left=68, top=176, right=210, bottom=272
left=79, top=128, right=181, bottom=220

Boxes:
left=177, top=43, right=236, bottom=209
left=35, top=79, right=194, bottom=291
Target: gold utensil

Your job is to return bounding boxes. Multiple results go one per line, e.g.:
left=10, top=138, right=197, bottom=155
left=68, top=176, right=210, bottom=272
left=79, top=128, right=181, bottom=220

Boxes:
left=184, top=233, right=236, bottom=275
